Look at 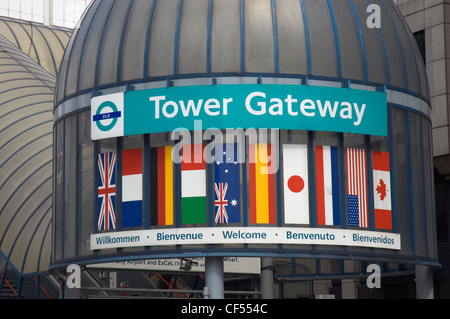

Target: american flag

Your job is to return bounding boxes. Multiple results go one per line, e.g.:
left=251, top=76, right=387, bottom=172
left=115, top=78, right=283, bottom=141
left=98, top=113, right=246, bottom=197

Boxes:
left=346, top=148, right=368, bottom=228
left=98, top=152, right=117, bottom=231
left=215, top=182, right=229, bottom=223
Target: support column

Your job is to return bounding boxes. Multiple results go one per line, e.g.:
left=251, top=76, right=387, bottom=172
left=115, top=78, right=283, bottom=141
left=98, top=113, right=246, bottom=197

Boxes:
left=205, top=257, right=224, bottom=299
left=416, top=265, right=434, bottom=299
left=261, top=258, right=274, bottom=299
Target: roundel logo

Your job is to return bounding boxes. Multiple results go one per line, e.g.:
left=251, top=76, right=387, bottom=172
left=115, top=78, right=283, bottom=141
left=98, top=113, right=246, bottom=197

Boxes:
left=91, top=92, right=125, bottom=140
left=93, top=101, right=121, bottom=132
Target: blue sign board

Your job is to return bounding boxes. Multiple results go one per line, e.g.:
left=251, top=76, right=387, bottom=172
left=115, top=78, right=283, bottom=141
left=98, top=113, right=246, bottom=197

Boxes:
left=91, top=84, right=387, bottom=140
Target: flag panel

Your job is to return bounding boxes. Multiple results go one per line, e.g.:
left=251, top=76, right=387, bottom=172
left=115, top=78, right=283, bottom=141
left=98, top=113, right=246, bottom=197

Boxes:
left=122, top=148, right=143, bottom=228
left=346, top=148, right=368, bottom=228
left=181, top=197, right=207, bottom=224
left=181, top=144, right=207, bottom=224
left=316, top=145, right=340, bottom=226
left=283, top=144, right=309, bottom=224
left=372, top=151, right=393, bottom=230
left=97, top=152, right=117, bottom=231
left=150, top=146, right=174, bottom=226
left=249, top=143, right=276, bottom=224
left=214, top=143, right=241, bottom=224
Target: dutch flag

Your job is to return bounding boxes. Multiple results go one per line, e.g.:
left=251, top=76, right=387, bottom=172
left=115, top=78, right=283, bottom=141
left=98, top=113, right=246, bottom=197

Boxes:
left=122, top=148, right=143, bottom=228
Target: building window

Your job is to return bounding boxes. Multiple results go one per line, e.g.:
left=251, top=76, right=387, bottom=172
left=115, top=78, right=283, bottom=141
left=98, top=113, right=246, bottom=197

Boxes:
left=414, top=30, right=426, bottom=62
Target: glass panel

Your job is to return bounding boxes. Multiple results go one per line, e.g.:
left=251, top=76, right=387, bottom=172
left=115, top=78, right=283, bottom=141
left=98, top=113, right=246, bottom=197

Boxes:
left=382, top=0, right=420, bottom=95
left=371, top=0, right=407, bottom=89
left=244, top=0, right=274, bottom=73
left=422, top=118, right=437, bottom=259
left=391, top=108, right=413, bottom=256
left=79, top=111, right=94, bottom=256
left=352, top=0, right=388, bottom=85
left=410, top=112, right=427, bottom=256
left=276, top=0, right=307, bottom=75
left=148, top=0, right=179, bottom=77
left=78, top=0, right=114, bottom=92
left=303, top=0, right=337, bottom=78
left=63, top=0, right=100, bottom=98
left=54, top=120, right=65, bottom=262
left=97, top=0, right=131, bottom=86
left=64, top=115, right=77, bottom=259
left=211, top=0, right=240, bottom=73
left=330, top=0, right=364, bottom=80
left=178, top=0, right=208, bottom=74
left=120, top=0, right=152, bottom=82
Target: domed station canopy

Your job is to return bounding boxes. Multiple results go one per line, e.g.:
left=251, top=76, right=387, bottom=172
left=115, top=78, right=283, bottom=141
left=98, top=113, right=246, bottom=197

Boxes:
left=0, top=18, right=71, bottom=276
left=55, top=0, right=429, bottom=108
left=52, top=0, right=437, bottom=286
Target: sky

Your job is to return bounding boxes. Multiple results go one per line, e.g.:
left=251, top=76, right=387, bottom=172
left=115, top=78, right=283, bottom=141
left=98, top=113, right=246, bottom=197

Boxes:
left=0, top=0, right=92, bottom=28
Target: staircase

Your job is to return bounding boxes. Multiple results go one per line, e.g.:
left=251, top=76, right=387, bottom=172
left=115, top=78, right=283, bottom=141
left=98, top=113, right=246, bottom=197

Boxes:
left=0, top=273, right=20, bottom=299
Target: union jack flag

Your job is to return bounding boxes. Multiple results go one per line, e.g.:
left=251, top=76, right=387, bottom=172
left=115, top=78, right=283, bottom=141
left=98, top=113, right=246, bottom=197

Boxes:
left=98, top=152, right=117, bottom=231
left=215, top=182, right=229, bottom=223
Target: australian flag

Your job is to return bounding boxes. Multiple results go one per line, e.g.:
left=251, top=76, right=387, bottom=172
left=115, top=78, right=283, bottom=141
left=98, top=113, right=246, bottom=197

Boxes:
left=214, top=143, right=241, bottom=223
left=97, top=152, right=117, bottom=231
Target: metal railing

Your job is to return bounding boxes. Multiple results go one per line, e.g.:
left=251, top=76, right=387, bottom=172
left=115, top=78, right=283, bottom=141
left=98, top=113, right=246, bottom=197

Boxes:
left=82, top=286, right=262, bottom=299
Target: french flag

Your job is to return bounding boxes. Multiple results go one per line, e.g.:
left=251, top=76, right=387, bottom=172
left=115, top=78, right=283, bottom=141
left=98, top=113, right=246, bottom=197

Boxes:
left=315, top=145, right=340, bottom=226
left=122, top=148, right=143, bottom=228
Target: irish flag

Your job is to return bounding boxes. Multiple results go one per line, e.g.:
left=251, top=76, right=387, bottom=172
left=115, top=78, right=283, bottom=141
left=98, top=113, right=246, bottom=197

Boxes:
left=181, top=144, right=206, bottom=224
left=372, top=151, right=392, bottom=230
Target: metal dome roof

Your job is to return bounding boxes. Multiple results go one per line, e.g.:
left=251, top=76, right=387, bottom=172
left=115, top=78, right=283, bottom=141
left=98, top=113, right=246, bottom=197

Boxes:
left=55, top=0, right=430, bottom=106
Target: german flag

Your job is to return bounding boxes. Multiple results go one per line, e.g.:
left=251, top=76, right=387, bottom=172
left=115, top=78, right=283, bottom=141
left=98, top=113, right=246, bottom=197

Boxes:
left=150, top=146, right=174, bottom=226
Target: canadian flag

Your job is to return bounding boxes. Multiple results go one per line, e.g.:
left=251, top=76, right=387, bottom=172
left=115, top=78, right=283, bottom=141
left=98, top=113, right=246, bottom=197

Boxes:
left=372, top=151, right=392, bottom=230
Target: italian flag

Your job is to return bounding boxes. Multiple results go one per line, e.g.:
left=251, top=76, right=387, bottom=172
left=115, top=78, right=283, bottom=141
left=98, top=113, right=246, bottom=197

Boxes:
left=181, top=144, right=206, bottom=224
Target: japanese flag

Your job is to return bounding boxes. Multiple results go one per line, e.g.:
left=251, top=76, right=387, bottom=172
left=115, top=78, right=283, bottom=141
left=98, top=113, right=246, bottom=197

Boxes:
left=283, top=144, right=309, bottom=224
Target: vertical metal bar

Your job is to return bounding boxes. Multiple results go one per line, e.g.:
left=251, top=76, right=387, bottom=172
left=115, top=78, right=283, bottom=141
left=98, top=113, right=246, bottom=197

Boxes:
left=300, top=0, right=311, bottom=76
left=326, top=0, right=341, bottom=79
left=240, top=0, right=245, bottom=72
left=271, top=0, right=279, bottom=74
left=173, top=0, right=183, bottom=75
left=388, top=105, right=398, bottom=232
left=406, top=111, right=416, bottom=255
left=144, top=134, right=150, bottom=230
left=207, top=0, right=213, bottom=74
left=143, top=0, right=157, bottom=79
left=365, top=134, right=375, bottom=230
left=348, top=0, right=368, bottom=82
left=115, top=0, right=133, bottom=82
